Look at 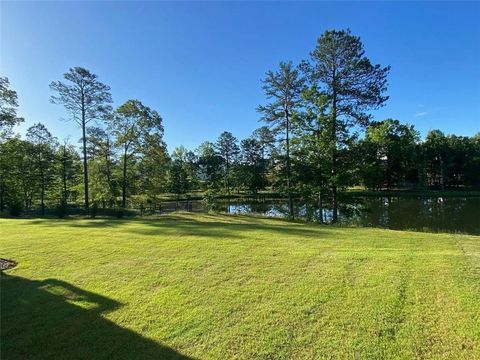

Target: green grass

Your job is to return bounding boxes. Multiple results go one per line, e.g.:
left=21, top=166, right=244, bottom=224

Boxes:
left=343, top=188, right=480, bottom=197
left=1, top=213, right=480, bottom=359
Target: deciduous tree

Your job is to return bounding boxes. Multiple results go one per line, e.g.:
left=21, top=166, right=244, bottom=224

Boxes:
left=0, top=77, right=24, bottom=137
left=112, top=99, right=165, bottom=207
left=215, top=131, right=239, bottom=194
left=26, top=123, right=57, bottom=215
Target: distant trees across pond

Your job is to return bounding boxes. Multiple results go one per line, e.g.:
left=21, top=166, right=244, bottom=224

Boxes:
left=1, top=30, right=479, bottom=220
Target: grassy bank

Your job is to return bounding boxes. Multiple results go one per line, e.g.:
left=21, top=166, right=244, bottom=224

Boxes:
left=343, top=189, right=480, bottom=198
left=159, top=188, right=480, bottom=201
left=1, top=213, right=480, bottom=359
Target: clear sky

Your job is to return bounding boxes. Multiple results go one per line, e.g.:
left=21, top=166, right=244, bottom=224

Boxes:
left=1, top=1, right=479, bottom=152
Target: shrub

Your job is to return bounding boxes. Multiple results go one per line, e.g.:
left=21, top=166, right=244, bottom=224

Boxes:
left=56, top=202, right=68, bottom=218
left=115, top=208, right=125, bottom=218
left=90, top=203, right=98, bottom=218
left=202, top=190, right=218, bottom=213
left=7, top=200, right=23, bottom=217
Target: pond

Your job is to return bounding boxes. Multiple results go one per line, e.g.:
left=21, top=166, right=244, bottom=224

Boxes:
left=207, top=196, right=480, bottom=235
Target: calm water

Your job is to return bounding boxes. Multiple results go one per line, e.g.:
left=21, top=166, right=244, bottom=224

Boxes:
left=210, top=196, right=480, bottom=235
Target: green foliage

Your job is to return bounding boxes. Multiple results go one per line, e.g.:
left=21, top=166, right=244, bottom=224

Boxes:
left=252, top=126, right=275, bottom=159
left=0, top=77, right=24, bottom=136
left=55, top=202, right=68, bottom=218
left=90, top=202, right=98, bottom=218
left=112, top=99, right=168, bottom=207
left=196, top=141, right=223, bottom=191
left=257, top=61, right=305, bottom=217
left=50, top=67, right=113, bottom=126
left=201, top=189, right=217, bottom=212
left=57, top=140, right=82, bottom=203
left=291, top=86, right=331, bottom=203
left=302, top=29, right=391, bottom=221
left=87, top=127, right=116, bottom=206
left=114, top=207, right=125, bottom=218
left=26, top=123, right=58, bottom=216
left=215, top=131, right=239, bottom=194
left=138, top=131, right=169, bottom=202
left=358, top=119, right=419, bottom=189
left=168, top=146, right=196, bottom=195
left=50, top=67, right=112, bottom=210
left=423, top=130, right=480, bottom=189
left=305, top=29, right=390, bottom=126
left=6, top=198, right=22, bottom=217
left=237, top=137, right=265, bottom=193
left=0, top=138, right=27, bottom=212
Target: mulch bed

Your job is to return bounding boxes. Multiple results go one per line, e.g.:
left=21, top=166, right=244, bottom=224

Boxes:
left=0, top=258, right=17, bottom=271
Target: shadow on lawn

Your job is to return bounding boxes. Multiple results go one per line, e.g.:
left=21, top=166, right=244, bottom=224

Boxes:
left=14, top=213, right=332, bottom=240
left=1, top=274, right=195, bottom=360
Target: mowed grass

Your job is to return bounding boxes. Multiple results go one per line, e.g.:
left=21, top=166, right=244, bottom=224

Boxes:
left=1, top=213, right=480, bottom=359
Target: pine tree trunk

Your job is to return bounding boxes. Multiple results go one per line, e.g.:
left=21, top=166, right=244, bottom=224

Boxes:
left=226, top=156, right=230, bottom=195
left=440, top=154, right=445, bottom=191
left=0, top=179, right=4, bottom=213
left=317, top=191, right=323, bottom=223
left=81, top=102, right=89, bottom=210
left=62, top=147, right=68, bottom=203
left=105, top=142, right=113, bottom=204
left=40, top=155, right=45, bottom=216
left=122, top=146, right=128, bottom=208
left=331, top=90, right=338, bottom=223
left=285, top=108, right=294, bottom=219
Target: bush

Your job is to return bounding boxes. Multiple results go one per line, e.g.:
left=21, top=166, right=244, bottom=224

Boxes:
left=7, top=201, right=23, bottom=217
left=114, top=208, right=125, bottom=219
left=202, top=190, right=217, bottom=213
left=56, top=202, right=68, bottom=218
left=90, top=203, right=98, bottom=218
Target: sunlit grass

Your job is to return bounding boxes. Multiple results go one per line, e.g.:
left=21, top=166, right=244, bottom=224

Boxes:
left=1, top=213, right=480, bottom=359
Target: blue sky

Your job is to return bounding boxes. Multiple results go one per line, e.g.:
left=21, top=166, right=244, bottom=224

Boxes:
left=2, top=1, right=479, bottom=151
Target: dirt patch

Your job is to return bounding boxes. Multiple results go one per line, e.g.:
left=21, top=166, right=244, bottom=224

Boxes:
left=0, top=258, right=17, bottom=271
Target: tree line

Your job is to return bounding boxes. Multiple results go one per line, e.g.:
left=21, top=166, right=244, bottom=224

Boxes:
left=1, top=29, right=479, bottom=220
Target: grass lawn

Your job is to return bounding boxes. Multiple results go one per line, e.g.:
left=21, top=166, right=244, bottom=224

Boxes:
left=1, top=213, right=480, bottom=359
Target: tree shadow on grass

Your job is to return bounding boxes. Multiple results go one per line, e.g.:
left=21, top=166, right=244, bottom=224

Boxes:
left=80, top=213, right=329, bottom=240
left=10, top=218, right=123, bottom=229
left=1, top=274, right=195, bottom=360
left=11, top=213, right=333, bottom=240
